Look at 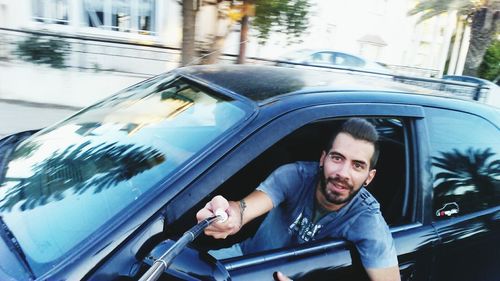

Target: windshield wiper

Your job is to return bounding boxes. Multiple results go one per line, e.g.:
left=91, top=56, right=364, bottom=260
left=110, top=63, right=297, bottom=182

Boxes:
left=0, top=216, right=35, bottom=279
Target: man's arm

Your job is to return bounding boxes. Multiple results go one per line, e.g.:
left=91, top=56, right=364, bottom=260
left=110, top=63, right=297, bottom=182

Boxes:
left=270, top=265, right=401, bottom=281
left=365, top=266, right=401, bottom=281
left=196, top=190, right=273, bottom=239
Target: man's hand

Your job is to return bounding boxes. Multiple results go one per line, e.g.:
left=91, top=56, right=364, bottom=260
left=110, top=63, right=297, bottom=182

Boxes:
left=273, top=271, right=293, bottom=281
left=196, top=191, right=273, bottom=239
left=196, top=195, right=242, bottom=239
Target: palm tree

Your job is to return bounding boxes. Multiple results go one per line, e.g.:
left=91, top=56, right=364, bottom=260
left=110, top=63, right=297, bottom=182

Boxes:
left=181, top=0, right=199, bottom=66
left=408, top=0, right=500, bottom=76
left=180, top=0, right=310, bottom=65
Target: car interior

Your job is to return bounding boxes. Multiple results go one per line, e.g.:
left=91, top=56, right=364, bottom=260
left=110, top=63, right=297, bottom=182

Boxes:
left=171, top=117, right=410, bottom=256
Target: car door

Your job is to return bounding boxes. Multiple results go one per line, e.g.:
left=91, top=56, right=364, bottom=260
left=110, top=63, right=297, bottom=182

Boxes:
left=168, top=102, right=439, bottom=281
left=424, top=107, right=500, bottom=281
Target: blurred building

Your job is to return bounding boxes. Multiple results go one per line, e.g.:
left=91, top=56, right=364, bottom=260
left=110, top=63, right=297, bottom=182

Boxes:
left=0, top=0, right=183, bottom=75
left=236, top=0, right=465, bottom=78
left=0, top=0, right=469, bottom=78
left=0, top=0, right=178, bottom=44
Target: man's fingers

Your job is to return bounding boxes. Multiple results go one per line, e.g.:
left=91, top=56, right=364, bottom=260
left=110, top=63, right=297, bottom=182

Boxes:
left=196, top=208, right=214, bottom=222
left=205, top=201, right=213, bottom=211
left=211, top=195, right=229, bottom=212
left=203, top=218, right=238, bottom=238
left=208, top=231, right=229, bottom=239
left=204, top=228, right=229, bottom=239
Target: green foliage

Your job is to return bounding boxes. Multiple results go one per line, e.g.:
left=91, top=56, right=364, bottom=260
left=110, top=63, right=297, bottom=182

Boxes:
left=478, top=40, right=500, bottom=81
left=407, top=0, right=476, bottom=22
left=253, top=0, right=311, bottom=45
left=15, top=33, right=70, bottom=68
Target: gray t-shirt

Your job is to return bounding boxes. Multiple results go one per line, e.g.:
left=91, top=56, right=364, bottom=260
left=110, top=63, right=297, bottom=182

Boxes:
left=240, top=161, right=398, bottom=269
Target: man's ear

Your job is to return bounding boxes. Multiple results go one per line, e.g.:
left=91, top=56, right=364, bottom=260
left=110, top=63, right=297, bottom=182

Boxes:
left=365, top=169, right=377, bottom=186
left=319, top=151, right=326, bottom=167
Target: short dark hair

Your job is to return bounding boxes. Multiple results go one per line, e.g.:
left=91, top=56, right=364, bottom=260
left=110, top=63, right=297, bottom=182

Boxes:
left=325, top=118, right=379, bottom=168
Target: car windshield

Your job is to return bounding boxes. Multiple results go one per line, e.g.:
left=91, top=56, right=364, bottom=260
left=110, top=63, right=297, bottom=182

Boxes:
left=0, top=74, right=250, bottom=276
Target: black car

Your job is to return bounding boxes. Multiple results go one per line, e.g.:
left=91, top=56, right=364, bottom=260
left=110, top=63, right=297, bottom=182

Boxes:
left=0, top=65, right=499, bottom=281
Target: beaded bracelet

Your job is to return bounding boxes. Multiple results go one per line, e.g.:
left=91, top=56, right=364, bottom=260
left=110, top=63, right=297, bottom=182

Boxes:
left=238, top=199, right=247, bottom=227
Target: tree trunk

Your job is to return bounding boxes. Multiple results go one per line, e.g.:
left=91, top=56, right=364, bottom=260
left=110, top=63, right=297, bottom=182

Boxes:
left=237, top=0, right=254, bottom=64
left=237, top=14, right=249, bottom=64
left=204, top=35, right=227, bottom=64
left=463, top=7, right=499, bottom=76
left=203, top=3, right=234, bottom=65
left=181, top=0, right=198, bottom=66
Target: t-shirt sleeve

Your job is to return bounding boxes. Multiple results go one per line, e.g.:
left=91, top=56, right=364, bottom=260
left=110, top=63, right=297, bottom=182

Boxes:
left=347, top=211, right=398, bottom=269
left=256, top=163, right=303, bottom=208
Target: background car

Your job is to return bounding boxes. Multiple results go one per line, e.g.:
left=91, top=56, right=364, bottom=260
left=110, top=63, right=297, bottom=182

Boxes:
left=0, top=65, right=498, bottom=281
left=276, top=49, right=393, bottom=75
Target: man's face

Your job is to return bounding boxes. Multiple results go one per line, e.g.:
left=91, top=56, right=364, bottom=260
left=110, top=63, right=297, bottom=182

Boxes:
left=317, top=132, right=377, bottom=211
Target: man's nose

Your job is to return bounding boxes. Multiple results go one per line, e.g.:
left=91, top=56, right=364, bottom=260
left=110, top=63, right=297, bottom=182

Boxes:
left=335, top=162, right=350, bottom=180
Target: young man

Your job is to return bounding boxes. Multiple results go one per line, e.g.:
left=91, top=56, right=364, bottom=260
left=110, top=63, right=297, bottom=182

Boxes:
left=196, top=118, right=400, bottom=281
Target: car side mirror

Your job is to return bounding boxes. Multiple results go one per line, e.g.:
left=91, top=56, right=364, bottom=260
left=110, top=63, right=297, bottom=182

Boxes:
left=141, top=239, right=231, bottom=281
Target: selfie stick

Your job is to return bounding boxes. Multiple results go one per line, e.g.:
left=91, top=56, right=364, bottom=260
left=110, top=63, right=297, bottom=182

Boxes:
left=138, top=211, right=228, bottom=281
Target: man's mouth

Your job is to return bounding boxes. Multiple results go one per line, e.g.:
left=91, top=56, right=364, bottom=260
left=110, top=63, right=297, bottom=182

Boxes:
left=327, top=179, right=350, bottom=194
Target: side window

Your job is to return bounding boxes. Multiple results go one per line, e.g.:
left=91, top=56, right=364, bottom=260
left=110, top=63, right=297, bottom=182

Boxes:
left=209, top=117, right=410, bottom=249
left=310, top=52, right=334, bottom=65
left=32, top=0, right=69, bottom=25
left=333, top=53, right=365, bottom=67
left=83, top=0, right=156, bottom=35
left=426, top=108, right=500, bottom=220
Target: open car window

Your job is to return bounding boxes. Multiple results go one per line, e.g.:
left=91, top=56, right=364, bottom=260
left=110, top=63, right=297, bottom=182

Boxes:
left=161, top=100, right=430, bottom=280
left=185, top=117, right=411, bottom=260
left=176, top=117, right=412, bottom=281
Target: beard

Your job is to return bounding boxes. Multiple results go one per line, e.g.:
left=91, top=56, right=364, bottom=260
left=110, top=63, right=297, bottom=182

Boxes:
left=318, top=168, right=363, bottom=205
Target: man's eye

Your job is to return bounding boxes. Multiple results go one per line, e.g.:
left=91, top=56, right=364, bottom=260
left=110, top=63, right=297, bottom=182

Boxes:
left=329, top=154, right=341, bottom=161
left=353, top=163, right=364, bottom=170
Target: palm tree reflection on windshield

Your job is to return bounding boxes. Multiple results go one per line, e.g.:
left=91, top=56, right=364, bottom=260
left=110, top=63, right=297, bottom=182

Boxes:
left=10, top=142, right=41, bottom=159
left=0, top=141, right=165, bottom=212
left=432, top=147, right=500, bottom=215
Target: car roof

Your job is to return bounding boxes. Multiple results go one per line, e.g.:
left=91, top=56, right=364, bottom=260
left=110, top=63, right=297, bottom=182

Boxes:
left=175, top=65, right=456, bottom=103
